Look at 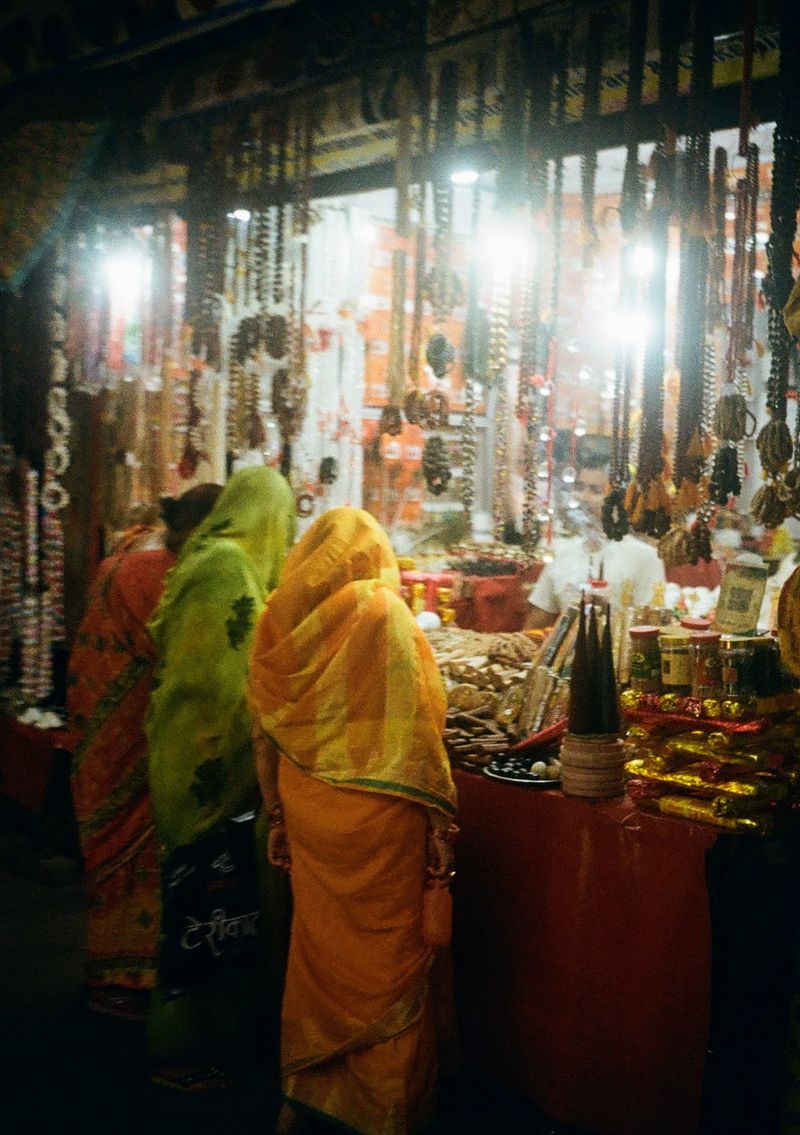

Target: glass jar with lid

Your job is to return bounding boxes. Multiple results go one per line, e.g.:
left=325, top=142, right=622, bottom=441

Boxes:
left=659, top=628, right=692, bottom=694
left=628, top=626, right=662, bottom=693
left=690, top=630, right=722, bottom=698
left=719, top=636, right=756, bottom=699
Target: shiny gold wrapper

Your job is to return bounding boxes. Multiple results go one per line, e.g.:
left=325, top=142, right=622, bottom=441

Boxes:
left=721, top=699, right=745, bottom=720
left=621, top=688, right=643, bottom=710
left=664, top=734, right=716, bottom=760
left=702, top=699, right=722, bottom=719
left=624, top=759, right=789, bottom=801
left=626, top=725, right=650, bottom=742
left=657, top=794, right=775, bottom=835
left=659, top=693, right=682, bottom=712
left=710, top=795, right=768, bottom=818
left=706, top=732, right=731, bottom=752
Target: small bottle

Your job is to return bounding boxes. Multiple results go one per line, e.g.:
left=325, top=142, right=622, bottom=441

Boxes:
left=690, top=630, right=722, bottom=699
left=629, top=626, right=662, bottom=693
left=659, top=628, right=692, bottom=694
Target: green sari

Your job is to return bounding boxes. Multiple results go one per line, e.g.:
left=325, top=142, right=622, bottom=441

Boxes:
left=145, top=465, right=296, bottom=1066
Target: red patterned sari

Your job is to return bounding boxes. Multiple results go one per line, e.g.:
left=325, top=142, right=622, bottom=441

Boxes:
left=68, top=529, right=173, bottom=992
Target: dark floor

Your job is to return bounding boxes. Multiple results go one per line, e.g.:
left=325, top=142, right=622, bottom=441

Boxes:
left=0, top=827, right=590, bottom=1135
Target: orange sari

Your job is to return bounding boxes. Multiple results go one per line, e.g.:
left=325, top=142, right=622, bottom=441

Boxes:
left=249, top=508, right=456, bottom=1134
left=68, top=529, right=172, bottom=991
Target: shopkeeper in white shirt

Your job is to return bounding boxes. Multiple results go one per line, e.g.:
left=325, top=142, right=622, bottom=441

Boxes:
left=524, top=456, right=665, bottom=629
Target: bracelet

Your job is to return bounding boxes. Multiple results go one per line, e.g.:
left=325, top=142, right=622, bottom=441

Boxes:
left=267, top=803, right=285, bottom=826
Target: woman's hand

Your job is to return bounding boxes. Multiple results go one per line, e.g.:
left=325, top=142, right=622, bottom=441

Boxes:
left=268, top=820, right=292, bottom=871
left=427, top=822, right=457, bottom=879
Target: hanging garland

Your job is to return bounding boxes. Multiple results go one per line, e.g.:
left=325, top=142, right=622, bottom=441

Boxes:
left=0, top=445, right=22, bottom=683
left=754, top=8, right=800, bottom=528
left=626, top=0, right=686, bottom=540
left=579, top=10, right=607, bottom=265
left=604, top=2, right=647, bottom=540
left=458, top=54, right=488, bottom=527
left=405, top=70, right=431, bottom=420
left=710, top=145, right=758, bottom=506
left=381, top=74, right=413, bottom=438
left=273, top=107, right=314, bottom=474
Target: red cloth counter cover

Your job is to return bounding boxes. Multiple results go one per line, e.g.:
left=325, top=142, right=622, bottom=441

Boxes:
left=451, top=769, right=718, bottom=1135
left=0, top=714, right=66, bottom=814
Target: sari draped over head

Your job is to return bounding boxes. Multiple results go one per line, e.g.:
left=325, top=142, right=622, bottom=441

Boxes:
left=248, top=507, right=457, bottom=817
left=248, top=508, right=456, bottom=1135
left=68, top=526, right=172, bottom=991
left=147, top=465, right=296, bottom=851
left=144, top=466, right=296, bottom=1066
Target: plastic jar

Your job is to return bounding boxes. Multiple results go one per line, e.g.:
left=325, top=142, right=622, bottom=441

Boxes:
left=719, top=636, right=756, bottom=699
left=659, top=628, right=692, bottom=694
left=750, top=635, right=781, bottom=697
left=690, top=630, right=722, bottom=698
left=628, top=626, right=662, bottom=693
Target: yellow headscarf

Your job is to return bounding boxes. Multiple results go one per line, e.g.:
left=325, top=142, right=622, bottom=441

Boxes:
left=248, top=507, right=456, bottom=817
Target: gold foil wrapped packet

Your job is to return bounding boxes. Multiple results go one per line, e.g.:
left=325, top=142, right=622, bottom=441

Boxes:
left=656, top=794, right=775, bottom=836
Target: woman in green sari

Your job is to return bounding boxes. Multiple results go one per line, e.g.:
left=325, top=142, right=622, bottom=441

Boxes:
left=145, top=465, right=296, bottom=1090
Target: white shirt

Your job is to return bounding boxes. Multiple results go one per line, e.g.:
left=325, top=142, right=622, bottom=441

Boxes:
left=529, top=534, right=666, bottom=615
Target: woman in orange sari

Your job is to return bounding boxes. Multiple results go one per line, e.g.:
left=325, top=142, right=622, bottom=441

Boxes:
left=248, top=507, right=457, bottom=1135
left=67, top=484, right=221, bottom=1018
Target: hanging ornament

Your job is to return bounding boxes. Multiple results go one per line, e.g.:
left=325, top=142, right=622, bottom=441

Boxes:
left=423, top=388, right=450, bottom=429
left=0, top=445, right=23, bottom=681
left=422, top=435, right=452, bottom=496
left=425, top=333, right=455, bottom=380
left=318, top=456, right=339, bottom=485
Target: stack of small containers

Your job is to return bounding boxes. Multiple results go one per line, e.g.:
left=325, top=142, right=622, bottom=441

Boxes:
left=560, top=596, right=625, bottom=799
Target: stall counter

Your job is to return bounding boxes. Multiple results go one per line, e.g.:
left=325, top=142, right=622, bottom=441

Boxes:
left=451, top=769, right=718, bottom=1135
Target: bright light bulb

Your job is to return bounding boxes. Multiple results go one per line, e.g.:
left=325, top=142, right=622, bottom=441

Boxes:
left=755, top=230, right=769, bottom=247
left=566, top=494, right=580, bottom=510
left=227, top=208, right=251, bottom=222
left=451, top=168, right=479, bottom=186
left=607, top=309, right=649, bottom=345
left=578, top=366, right=593, bottom=382
left=724, top=210, right=736, bottom=221
left=632, top=243, right=655, bottom=277
left=574, top=418, right=588, bottom=437
left=562, top=465, right=576, bottom=484
left=539, top=426, right=554, bottom=442
left=480, top=219, right=529, bottom=276
left=104, top=249, right=147, bottom=316
left=541, top=549, right=555, bottom=564
left=537, top=462, right=550, bottom=479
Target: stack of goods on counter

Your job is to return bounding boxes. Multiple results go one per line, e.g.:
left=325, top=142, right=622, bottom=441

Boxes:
left=521, top=588, right=674, bottom=733
left=425, top=629, right=543, bottom=773
left=621, top=620, right=800, bottom=834
left=623, top=722, right=797, bottom=836
left=558, top=599, right=626, bottom=800
left=445, top=542, right=535, bottom=578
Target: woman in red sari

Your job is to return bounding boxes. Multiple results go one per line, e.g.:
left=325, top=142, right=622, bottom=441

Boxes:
left=67, top=484, right=221, bottom=1019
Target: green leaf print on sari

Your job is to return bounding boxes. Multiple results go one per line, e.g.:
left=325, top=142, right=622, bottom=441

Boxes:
left=226, top=595, right=256, bottom=649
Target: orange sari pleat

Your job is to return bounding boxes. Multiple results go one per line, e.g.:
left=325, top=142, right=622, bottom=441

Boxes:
left=69, top=538, right=171, bottom=990
left=279, top=758, right=438, bottom=1135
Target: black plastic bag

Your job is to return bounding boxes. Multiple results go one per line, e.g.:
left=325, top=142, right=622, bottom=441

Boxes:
left=160, top=811, right=260, bottom=997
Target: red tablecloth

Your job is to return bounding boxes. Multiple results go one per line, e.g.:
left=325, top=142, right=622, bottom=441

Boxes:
left=451, top=770, right=718, bottom=1135
left=0, top=715, right=66, bottom=814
